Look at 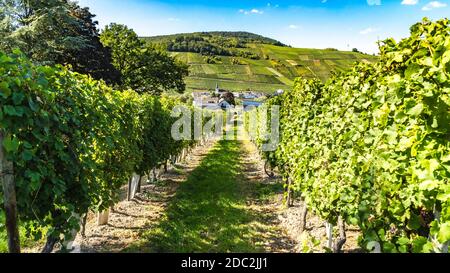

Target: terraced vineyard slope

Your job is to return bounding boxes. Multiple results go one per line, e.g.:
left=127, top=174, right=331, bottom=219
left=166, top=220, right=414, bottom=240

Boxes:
left=143, top=32, right=378, bottom=93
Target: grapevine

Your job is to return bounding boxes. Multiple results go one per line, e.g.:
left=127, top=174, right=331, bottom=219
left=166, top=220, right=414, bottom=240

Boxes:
left=0, top=50, right=199, bottom=251
left=250, top=18, right=450, bottom=253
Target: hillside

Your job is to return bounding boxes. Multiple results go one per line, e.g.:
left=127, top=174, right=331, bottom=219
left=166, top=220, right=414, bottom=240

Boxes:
left=143, top=31, right=286, bottom=47
left=145, top=32, right=378, bottom=93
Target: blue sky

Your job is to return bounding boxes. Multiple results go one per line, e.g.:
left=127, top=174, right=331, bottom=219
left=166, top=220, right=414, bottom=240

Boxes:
left=77, top=0, right=449, bottom=53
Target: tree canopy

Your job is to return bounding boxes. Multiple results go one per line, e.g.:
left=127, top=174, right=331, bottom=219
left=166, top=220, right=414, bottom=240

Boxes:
left=0, top=0, right=120, bottom=84
left=100, top=23, right=189, bottom=95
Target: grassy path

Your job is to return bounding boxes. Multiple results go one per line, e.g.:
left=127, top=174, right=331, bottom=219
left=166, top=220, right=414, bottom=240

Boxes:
left=67, top=141, right=216, bottom=253
left=130, top=139, right=295, bottom=253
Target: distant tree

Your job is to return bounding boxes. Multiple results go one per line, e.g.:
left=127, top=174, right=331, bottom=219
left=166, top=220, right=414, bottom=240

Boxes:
left=352, top=48, right=359, bottom=53
left=62, top=4, right=120, bottom=84
left=236, top=50, right=260, bottom=60
left=204, top=55, right=221, bottom=64
left=166, top=35, right=233, bottom=56
left=1, top=0, right=79, bottom=60
left=221, top=92, right=236, bottom=106
left=143, top=44, right=189, bottom=94
left=0, top=0, right=120, bottom=84
left=99, top=24, right=142, bottom=80
left=231, top=58, right=244, bottom=65
left=0, top=1, right=15, bottom=50
left=100, top=23, right=189, bottom=95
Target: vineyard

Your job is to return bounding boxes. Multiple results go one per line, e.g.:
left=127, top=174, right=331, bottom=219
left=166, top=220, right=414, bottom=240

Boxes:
left=0, top=50, right=203, bottom=253
left=1, top=15, right=449, bottom=254
left=250, top=18, right=450, bottom=253
left=160, top=41, right=376, bottom=93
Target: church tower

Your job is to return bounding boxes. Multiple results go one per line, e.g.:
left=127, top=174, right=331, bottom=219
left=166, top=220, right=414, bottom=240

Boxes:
left=215, top=83, right=220, bottom=94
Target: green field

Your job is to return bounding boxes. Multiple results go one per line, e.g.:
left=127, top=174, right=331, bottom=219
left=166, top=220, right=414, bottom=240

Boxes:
left=169, top=44, right=377, bottom=93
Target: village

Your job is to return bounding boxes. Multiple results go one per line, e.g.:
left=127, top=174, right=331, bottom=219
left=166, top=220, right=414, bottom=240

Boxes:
left=192, top=84, right=284, bottom=111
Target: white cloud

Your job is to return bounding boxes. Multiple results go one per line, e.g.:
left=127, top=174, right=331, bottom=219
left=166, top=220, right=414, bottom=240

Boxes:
left=288, top=25, right=299, bottom=29
left=402, top=0, right=419, bottom=5
left=422, top=1, right=447, bottom=10
left=239, top=9, right=249, bottom=15
left=360, top=27, right=380, bottom=35
left=251, top=9, right=264, bottom=14
left=167, top=17, right=180, bottom=22
left=239, top=8, right=264, bottom=15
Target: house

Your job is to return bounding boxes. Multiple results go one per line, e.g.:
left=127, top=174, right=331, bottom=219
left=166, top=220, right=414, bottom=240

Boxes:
left=192, top=92, right=219, bottom=109
left=243, top=100, right=263, bottom=109
left=242, top=91, right=265, bottom=100
left=242, top=93, right=257, bottom=100
left=275, top=89, right=284, bottom=96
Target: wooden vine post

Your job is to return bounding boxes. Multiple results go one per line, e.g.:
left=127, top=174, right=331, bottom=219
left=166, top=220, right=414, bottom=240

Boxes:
left=97, top=209, right=110, bottom=226
left=164, top=160, right=168, bottom=173
left=0, top=131, right=21, bottom=253
left=333, top=216, right=347, bottom=253
left=325, top=222, right=333, bottom=250
left=152, top=168, right=157, bottom=183
left=286, top=178, right=293, bottom=208
left=325, top=218, right=346, bottom=253
left=127, top=176, right=133, bottom=201
left=299, top=203, right=308, bottom=233
left=127, top=173, right=141, bottom=201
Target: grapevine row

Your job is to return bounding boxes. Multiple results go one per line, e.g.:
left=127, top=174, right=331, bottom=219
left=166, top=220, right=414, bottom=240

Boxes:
left=250, top=19, right=450, bottom=253
left=0, top=50, right=200, bottom=252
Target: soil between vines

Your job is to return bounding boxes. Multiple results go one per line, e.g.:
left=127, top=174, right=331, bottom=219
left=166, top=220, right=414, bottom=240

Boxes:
left=23, top=139, right=363, bottom=253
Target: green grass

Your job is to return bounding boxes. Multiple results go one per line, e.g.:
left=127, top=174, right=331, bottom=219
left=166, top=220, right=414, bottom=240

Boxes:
left=254, top=183, right=284, bottom=203
left=127, top=140, right=282, bottom=253
left=0, top=223, right=42, bottom=253
left=172, top=43, right=377, bottom=93
left=1, top=139, right=285, bottom=253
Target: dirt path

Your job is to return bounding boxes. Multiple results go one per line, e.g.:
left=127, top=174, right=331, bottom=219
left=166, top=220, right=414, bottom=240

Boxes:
left=23, top=137, right=297, bottom=253
left=58, top=129, right=365, bottom=253
left=26, top=137, right=360, bottom=253
left=73, top=138, right=297, bottom=253
left=238, top=140, right=297, bottom=252
left=72, top=140, right=217, bottom=253
left=277, top=201, right=362, bottom=253
left=121, top=139, right=296, bottom=253
left=240, top=140, right=363, bottom=253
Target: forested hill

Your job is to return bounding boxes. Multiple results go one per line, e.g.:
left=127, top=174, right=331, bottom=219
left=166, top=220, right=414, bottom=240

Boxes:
left=142, top=32, right=377, bottom=93
left=143, top=31, right=286, bottom=48
left=142, top=31, right=286, bottom=59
